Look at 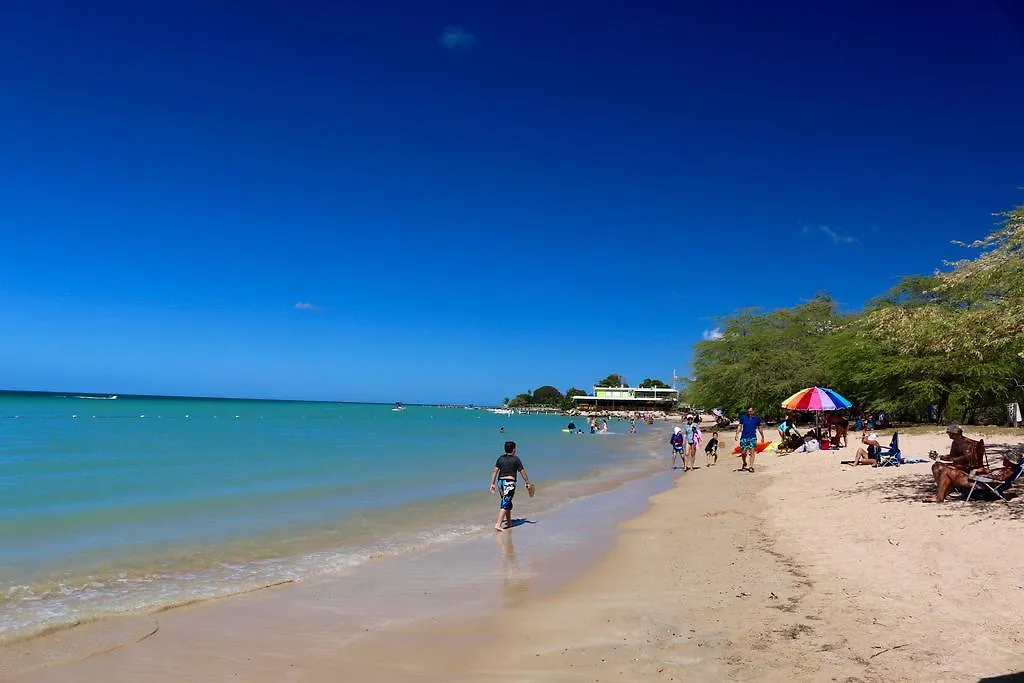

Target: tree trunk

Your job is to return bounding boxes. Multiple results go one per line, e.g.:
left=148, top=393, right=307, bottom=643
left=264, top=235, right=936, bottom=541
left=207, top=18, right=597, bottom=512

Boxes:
left=936, top=390, right=950, bottom=424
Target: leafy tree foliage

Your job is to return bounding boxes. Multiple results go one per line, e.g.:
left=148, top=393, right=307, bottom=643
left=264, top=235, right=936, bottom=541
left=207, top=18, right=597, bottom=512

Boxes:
left=532, top=385, right=564, bottom=405
left=506, top=391, right=534, bottom=408
left=685, top=202, right=1024, bottom=425
left=560, top=387, right=588, bottom=412
left=686, top=296, right=841, bottom=419
left=596, top=373, right=627, bottom=387
left=639, top=378, right=671, bottom=388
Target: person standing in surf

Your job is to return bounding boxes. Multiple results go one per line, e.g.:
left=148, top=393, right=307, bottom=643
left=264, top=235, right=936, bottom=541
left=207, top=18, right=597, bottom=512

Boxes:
left=736, top=405, right=764, bottom=472
left=489, top=441, right=533, bottom=531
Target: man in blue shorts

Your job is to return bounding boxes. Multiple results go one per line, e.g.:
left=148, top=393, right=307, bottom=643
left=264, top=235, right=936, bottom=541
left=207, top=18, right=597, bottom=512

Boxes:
left=735, top=405, right=764, bottom=472
left=489, top=440, right=533, bottom=531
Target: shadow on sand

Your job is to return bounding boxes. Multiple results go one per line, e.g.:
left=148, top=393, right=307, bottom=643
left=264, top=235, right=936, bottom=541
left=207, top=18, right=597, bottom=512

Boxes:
left=842, top=443, right=1024, bottom=522
left=505, top=518, right=537, bottom=529
left=978, top=673, right=1024, bottom=683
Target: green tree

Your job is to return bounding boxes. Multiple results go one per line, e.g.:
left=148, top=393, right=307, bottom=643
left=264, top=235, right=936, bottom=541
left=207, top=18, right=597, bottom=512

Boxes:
left=507, top=391, right=533, bottom=407
left=684, top=202, right=1024, bottom=425
left=532, top=385, right=564, bottom=406
left=560, top=387, right=588, bottom=412
left=686, top=295, right=843, bottom=418
left=596, top=373, right=627, bottom=387
left=639, top=378, right=670, bottom=388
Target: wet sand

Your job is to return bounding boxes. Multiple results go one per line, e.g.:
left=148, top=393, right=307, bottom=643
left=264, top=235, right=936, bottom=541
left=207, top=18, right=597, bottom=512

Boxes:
left=6, top=425, right=1024, bottom=682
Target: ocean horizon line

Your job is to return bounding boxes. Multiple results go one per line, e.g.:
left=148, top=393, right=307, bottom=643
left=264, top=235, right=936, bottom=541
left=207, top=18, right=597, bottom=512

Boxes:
left=0, top=389, right=500, bottom=409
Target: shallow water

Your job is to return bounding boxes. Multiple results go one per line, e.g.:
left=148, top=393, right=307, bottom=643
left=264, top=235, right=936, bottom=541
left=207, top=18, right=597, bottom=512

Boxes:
left=0, top=393, right=663, bottom=642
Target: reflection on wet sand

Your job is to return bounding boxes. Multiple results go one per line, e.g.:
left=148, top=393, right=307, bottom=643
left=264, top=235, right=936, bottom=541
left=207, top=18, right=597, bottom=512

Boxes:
left=495, top=528, right=533, bottom=608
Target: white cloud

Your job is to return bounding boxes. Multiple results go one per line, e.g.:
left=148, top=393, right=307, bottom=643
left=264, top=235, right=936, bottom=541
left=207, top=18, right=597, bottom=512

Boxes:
left=438, top=26, right=476, bottom=49
left=702, top=328, right=724, bottom=341
left=808, top=225, right=857, bottom=244
left=294, top=302, right=326, bottom=312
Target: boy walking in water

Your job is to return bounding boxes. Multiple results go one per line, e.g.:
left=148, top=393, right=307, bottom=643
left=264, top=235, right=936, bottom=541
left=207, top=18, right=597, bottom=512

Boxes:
left=489, top=441, right=533, bottom=531
left=736, top=405, right=764, bottom=472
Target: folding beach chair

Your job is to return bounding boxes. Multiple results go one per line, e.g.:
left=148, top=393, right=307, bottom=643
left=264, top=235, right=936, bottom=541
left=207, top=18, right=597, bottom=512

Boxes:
left=966, top=459, right=1024, bottom=502
left=873, top=432, right=902, bottom=467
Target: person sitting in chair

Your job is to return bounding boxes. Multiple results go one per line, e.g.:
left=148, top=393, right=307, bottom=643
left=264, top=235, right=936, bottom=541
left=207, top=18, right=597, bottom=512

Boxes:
left=852, top=429, right=880, bottom=466
left=928, top=454, right=1019, bottom=503
left=931, top=424, right=982, bottom=483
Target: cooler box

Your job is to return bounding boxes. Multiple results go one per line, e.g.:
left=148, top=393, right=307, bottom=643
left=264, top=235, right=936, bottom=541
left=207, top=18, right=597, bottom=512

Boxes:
left=820, top=438, right=831, bottom=450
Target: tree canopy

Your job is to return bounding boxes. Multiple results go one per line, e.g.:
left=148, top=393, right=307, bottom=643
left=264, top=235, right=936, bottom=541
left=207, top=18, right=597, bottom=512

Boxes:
left=505, top=385, right=588, bottom=411
left=596, top=373, right=627, bottom=387
left=531, top=385, right=564, bottom=405
left=639, top=378, right=671, bottom=388
left=685, top=201, right=1024, bottom=425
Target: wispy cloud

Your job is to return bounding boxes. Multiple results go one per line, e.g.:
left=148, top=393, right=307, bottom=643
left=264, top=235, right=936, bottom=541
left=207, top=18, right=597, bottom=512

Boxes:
left=802, top=225, right=856, bottom=244
left=438, top=26, right=476, bottom=49
left=294, top=302, right=327, bottom=312
left=702, top=327, right=724, bottom=341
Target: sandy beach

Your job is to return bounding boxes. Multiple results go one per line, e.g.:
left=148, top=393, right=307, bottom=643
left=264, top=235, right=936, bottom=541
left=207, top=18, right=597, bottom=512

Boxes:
left=5, top=424, right=1024, bottom=682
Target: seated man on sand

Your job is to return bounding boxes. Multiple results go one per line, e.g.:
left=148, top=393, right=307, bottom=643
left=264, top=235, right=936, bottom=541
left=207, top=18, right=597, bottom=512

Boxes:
left=931, top=424, right=981, bottom=484
left=928, top=455, right=1019, bottom=503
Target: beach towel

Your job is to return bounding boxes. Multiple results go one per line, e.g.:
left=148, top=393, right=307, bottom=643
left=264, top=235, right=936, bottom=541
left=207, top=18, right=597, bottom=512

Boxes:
left=692, top=426, right=703, bottom=450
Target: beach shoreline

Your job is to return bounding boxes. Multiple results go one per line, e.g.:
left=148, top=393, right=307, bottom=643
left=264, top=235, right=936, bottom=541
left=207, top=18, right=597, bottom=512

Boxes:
left=1, top=424, right=675, bottom=680
left=0, top=395, right=672, bottom=648
left=8, top=424, right=1024, bottom=682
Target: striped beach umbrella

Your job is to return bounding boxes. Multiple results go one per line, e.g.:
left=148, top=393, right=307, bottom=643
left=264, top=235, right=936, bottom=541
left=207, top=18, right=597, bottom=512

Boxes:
left=781, top=386, right=852, bottom=412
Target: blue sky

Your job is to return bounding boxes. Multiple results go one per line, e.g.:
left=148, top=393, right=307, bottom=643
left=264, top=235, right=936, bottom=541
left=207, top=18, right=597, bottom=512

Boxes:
left=1, top=1, right=1023, bottom=404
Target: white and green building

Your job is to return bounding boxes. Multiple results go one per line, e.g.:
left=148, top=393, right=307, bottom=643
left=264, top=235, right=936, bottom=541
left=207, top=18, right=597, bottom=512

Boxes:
left=571, top=385, right=679, bottom=411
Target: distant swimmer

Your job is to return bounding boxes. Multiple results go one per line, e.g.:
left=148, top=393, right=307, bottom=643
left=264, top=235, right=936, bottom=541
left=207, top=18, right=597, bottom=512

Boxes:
left=499, top=425, right=505, bottom=433
left=567, top=421, right=576, bottom=431
left=489, top=440, right=533, bottom=531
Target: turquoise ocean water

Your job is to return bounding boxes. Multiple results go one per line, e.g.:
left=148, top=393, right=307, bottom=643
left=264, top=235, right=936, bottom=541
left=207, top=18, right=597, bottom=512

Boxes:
left=0, top=393, right=661, bottom=643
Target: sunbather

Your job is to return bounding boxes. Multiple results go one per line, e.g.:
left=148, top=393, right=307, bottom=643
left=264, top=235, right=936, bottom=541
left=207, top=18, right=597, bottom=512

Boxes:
left=928, top=456, right=1018, bottom=503
left=852, top=430, right=880, bottom=466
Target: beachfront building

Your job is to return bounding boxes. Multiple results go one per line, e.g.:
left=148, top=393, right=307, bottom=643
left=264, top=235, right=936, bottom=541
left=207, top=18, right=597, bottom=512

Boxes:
left=571, top=385, right=679, bottom=412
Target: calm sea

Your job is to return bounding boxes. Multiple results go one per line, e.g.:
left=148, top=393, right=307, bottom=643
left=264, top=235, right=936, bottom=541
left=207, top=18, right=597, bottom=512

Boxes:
left=0, top=393, right=662, bottom=643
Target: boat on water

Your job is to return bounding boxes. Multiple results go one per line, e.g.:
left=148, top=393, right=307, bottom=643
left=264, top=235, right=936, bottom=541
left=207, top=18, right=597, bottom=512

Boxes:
left=391, top=402, right=405, bottom=411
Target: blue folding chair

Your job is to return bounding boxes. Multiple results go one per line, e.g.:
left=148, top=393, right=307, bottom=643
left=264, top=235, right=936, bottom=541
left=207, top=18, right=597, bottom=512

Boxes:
left=874, top=432, right=902, bottom=467
left=967, top=459, right=1024, bottom=502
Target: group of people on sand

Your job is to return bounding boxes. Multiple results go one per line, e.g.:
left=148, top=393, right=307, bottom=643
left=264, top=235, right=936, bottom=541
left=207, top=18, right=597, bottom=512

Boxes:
left=669, top=412, right=723, bottom=471
left=844, top=421, right=1020, bottom=503
left=488, top=411, right=1020, bottom=534
left=669, top=405, right=766, bottom=473
left=928, top=424, right=1021, bottom=503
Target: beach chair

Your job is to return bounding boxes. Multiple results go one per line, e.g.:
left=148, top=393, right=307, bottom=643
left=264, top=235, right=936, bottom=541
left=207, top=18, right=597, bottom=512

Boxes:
left=966, top=459, right=1024, bottom=502
left=873, top=432, right=902, bottom=467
